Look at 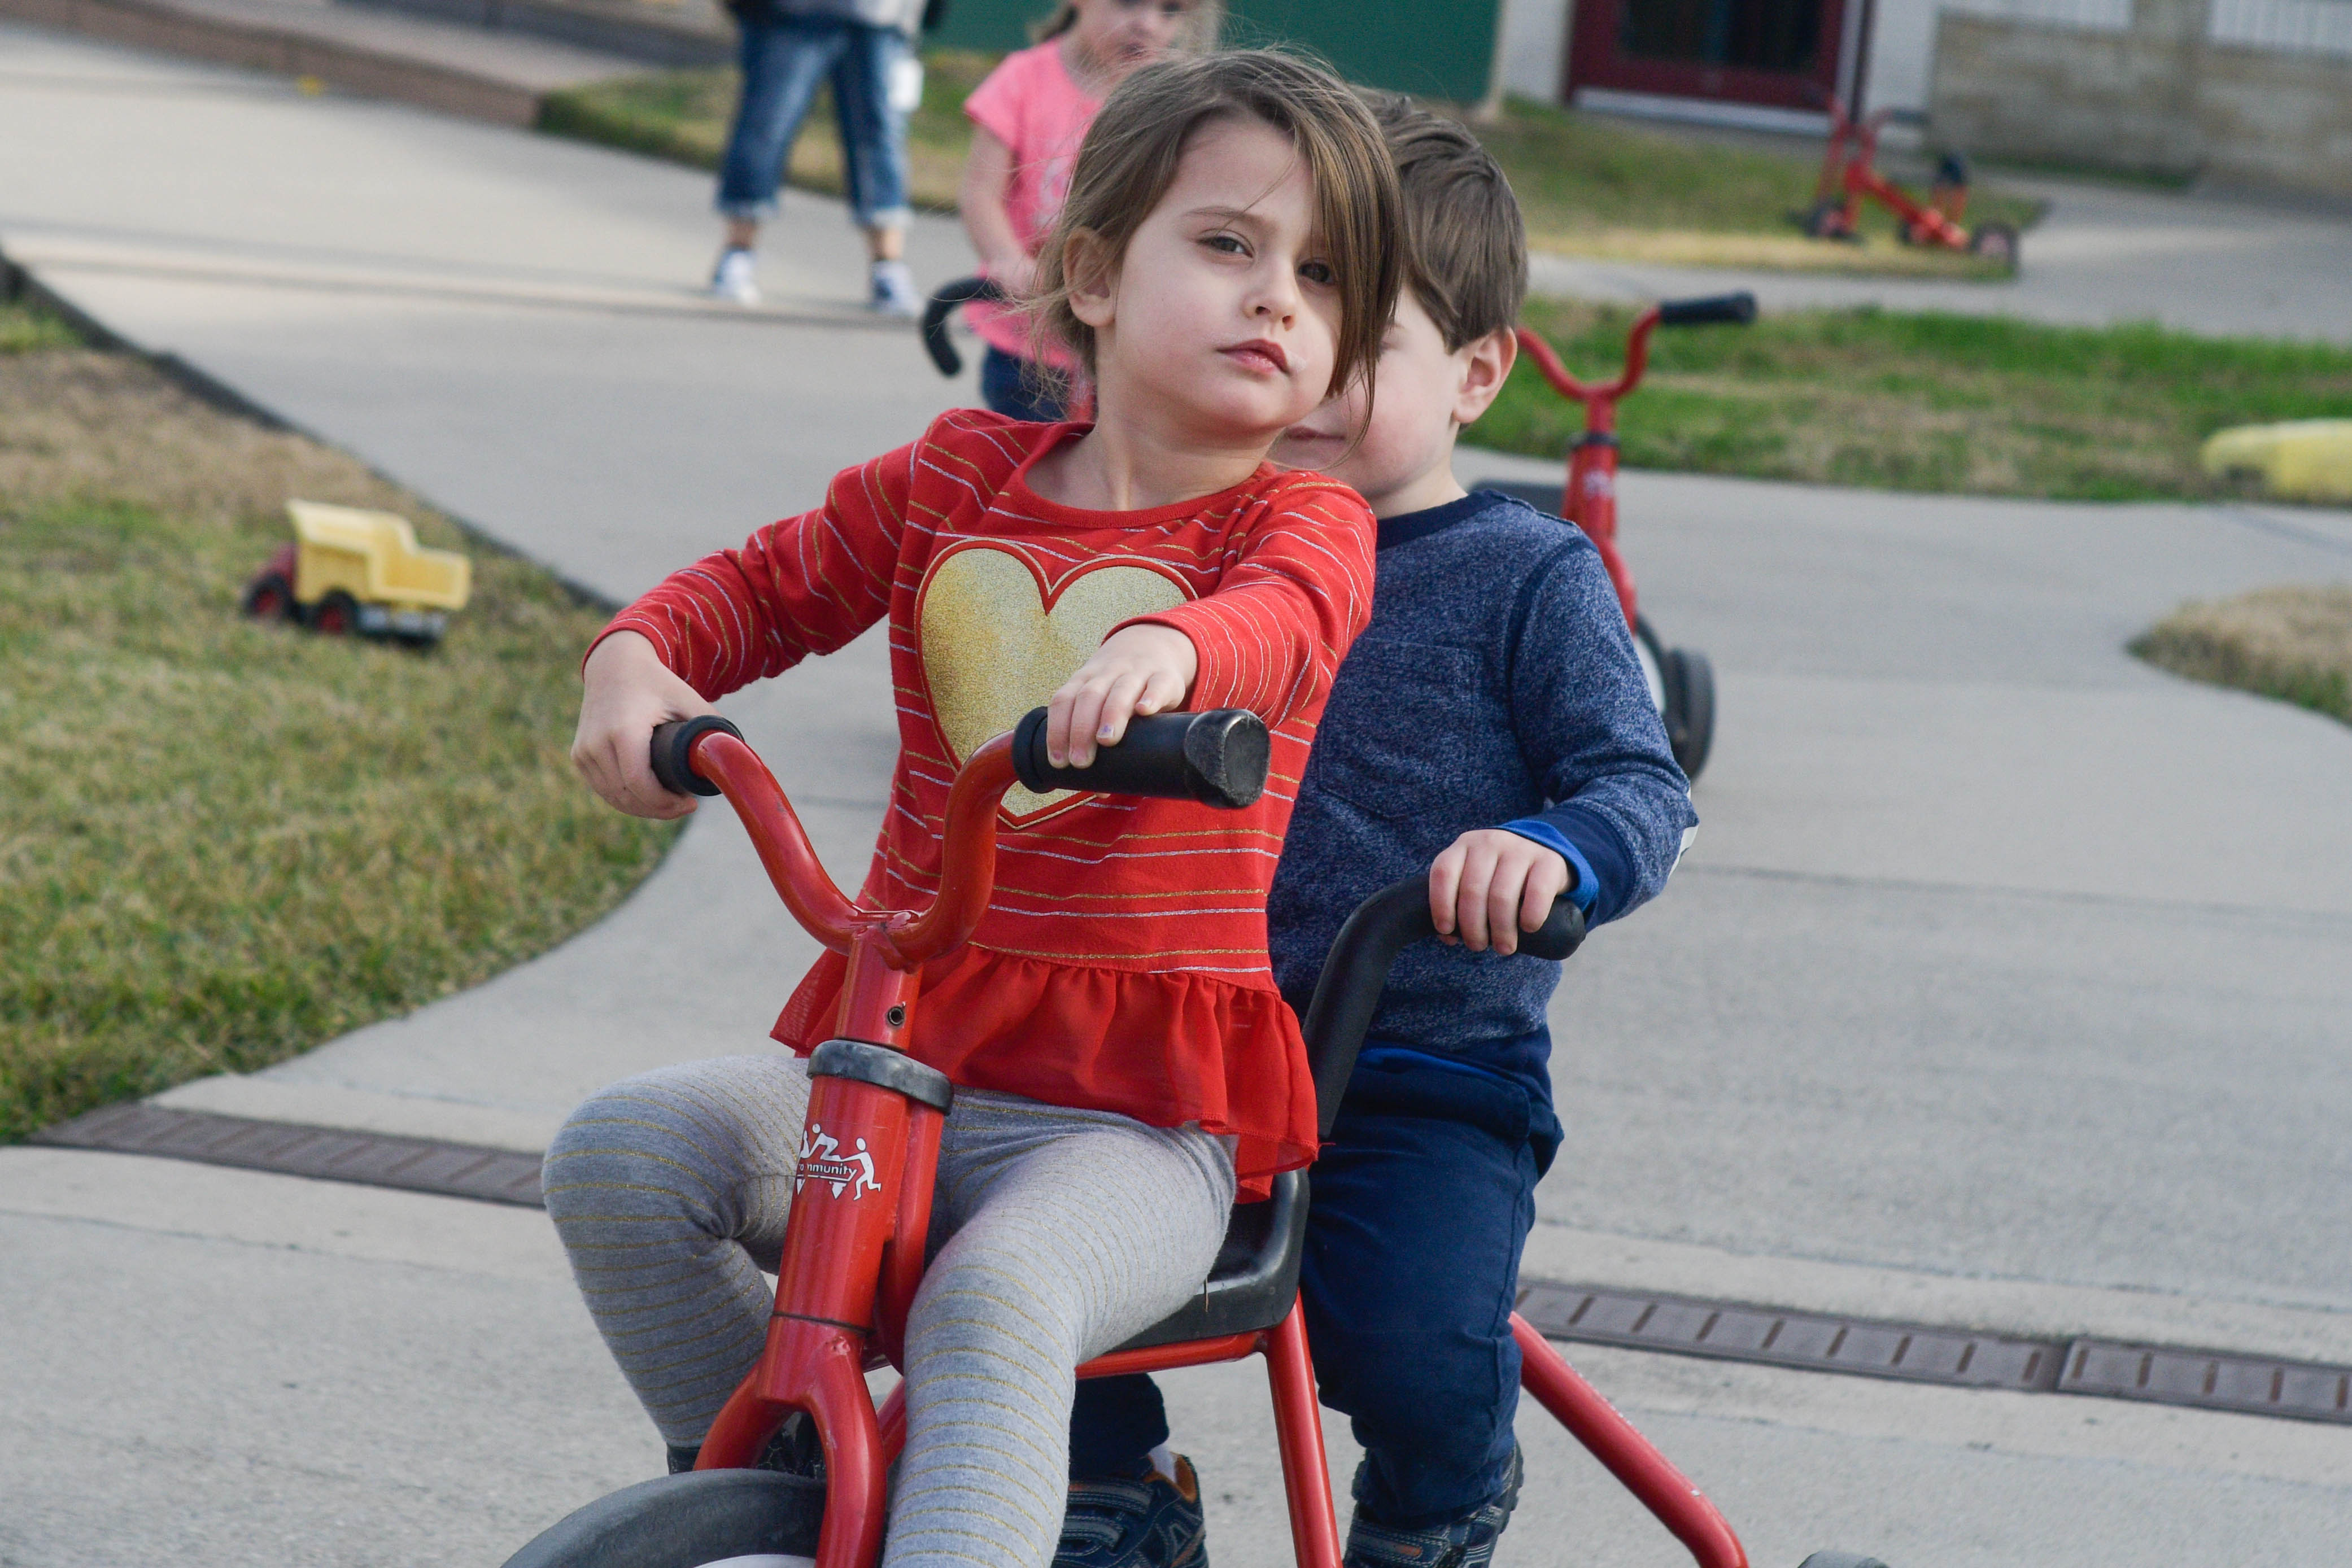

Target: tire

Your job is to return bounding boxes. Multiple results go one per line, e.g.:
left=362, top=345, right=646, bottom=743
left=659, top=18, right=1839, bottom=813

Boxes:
left=1630, top=615, right=1669, bottom=713
left=1803, top=199, right=1856, bottom=242
left=309, top=589, right=358, bottom=636
left=1967, top=221, right=2019, bottom=270
left=1661, top=647, right=1716, bottom=781
left=503, top=1469, right=824, bottom=1568
left=1796, top=1554, right=1891, bottom=1568
left=241, top=572, right=294, bottom=622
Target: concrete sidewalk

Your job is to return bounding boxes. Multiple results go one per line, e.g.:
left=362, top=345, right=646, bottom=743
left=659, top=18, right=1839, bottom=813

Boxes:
left=6, top=24, right=2351, bottom=1568
left=1530, top=171, right=2352, bottom=343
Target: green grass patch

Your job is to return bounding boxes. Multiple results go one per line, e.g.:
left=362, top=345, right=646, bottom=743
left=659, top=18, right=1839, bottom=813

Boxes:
left=538, top=49, right=997, bottom=213
left=1478, top=302, right=2352, bottom=500
left=0, top=300, right=678, bottom=1141
left=538, top=59, right=2037, bottom=277
left=2132, top=584, right=2352, bottom=725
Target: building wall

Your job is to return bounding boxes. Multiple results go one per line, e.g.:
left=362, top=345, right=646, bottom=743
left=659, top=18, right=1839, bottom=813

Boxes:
left=932, top=0, right=1503, bottom=102
left=1498, top=0, right=1574, bottom=99
left=1929, top=0, right=2352, bottom=196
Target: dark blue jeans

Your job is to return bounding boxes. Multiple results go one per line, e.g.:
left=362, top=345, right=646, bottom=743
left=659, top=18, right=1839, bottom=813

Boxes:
left=979, top=347, right=1064, bottom=423
left=1070, top=1055, right=1554, bottom=1530
left=717, top=12, right=909, bottom=229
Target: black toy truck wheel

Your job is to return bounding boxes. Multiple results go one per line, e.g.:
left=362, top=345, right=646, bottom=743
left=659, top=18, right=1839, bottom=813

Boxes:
left=1662, top=646, right=1716, bottom=781
left=502, top=1469, right=824, bottom=1568
left=242, top=572, right=294, bottom=621
left=1967, top=221, right=2019, bottom=269
left=309, top=589, right=359, bottom=636
left=1796, top=1553, right=1890, bottom=1568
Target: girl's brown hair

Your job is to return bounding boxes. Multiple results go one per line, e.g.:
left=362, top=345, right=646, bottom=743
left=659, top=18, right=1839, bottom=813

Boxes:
left=1032, top=0, right=1224, bottom=54
left=1026, top=50, right=1404, bottom=406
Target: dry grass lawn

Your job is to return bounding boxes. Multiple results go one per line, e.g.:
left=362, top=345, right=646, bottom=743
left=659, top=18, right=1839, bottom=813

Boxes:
left=2131, top=584, right=2352, bottom=725
left=0, top=303, right=678, bottom=1141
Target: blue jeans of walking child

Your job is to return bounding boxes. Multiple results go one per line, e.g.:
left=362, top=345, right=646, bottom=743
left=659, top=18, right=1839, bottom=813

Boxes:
left=1071, top=1048, right=1557, bottom=1529
left=717, top=10, right=910, bottom=230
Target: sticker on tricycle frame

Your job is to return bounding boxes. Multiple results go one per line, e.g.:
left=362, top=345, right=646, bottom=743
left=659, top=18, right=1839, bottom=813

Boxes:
left=795, top=1124, right=883, bottom=1200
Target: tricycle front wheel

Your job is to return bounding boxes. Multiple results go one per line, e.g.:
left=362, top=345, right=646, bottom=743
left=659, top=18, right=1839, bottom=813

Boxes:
left=502, top=1469, right=824, bottom=1568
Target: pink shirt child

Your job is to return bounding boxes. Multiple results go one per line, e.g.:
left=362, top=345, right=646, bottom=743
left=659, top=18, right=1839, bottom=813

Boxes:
left=962, top=41, right=1099, bottom=363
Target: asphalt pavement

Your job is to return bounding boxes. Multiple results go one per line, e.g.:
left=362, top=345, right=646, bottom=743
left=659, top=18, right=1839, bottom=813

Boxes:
left=4, top=23, right=2351, bottom=1568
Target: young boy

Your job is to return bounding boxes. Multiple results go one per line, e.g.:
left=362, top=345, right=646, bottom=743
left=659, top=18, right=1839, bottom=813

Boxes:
left=1053, top=102, right=1698, bottom=1568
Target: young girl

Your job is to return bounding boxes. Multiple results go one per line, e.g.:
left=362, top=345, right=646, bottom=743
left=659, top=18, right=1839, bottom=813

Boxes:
left=552, top=50, right=1402, bottom=1568
left=957, top=0, right=1220, bottom=421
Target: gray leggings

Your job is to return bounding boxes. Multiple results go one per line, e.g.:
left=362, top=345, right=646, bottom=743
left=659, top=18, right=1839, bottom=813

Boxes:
left=543, top=1055, right=1236, bottom=1568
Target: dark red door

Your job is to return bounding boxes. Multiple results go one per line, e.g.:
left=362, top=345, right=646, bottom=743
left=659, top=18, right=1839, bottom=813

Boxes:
left=1567, top=0, right=1852, bottom=111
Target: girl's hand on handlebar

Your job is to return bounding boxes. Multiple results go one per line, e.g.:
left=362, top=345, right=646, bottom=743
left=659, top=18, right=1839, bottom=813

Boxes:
left=1430, top=830, right=1572, bottom=956
left=1048, top=624, right=1198, bottom=768
left=572, top=631, right=717, bottom=820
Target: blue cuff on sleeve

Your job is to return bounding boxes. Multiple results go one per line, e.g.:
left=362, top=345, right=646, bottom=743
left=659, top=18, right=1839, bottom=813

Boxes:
left=1499, top=818, right=1599, bottom=911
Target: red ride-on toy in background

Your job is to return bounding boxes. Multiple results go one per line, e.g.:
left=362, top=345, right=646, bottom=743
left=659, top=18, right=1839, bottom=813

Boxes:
left=1802, top=98, right=2018, bottom=270
left=500, top=709, right=1887, bottom=1568
left=1480, top=294, right=1754, bottom=783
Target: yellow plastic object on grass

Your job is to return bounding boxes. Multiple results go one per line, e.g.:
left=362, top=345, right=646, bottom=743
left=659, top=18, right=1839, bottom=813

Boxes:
left=2200, top=420, right=2352, bottom=503
left=289, top=500, right=470, bottom=612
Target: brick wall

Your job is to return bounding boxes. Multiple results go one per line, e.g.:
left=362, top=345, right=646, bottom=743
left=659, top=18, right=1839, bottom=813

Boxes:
left=1928, top=0, right=2352, bottom=199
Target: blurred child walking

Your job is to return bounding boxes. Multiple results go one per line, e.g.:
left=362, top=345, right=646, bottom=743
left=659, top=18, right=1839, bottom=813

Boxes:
left=958, top=1, right=1220, bottom=420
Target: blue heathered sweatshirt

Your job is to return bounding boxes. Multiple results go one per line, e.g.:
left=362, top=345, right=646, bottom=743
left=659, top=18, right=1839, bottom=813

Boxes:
left=1265, top=490, right=1698, bottom=1117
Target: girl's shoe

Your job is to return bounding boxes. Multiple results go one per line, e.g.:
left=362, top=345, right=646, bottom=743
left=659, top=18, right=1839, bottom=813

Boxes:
left=1054, top=1454, right=1207, bottom=1568
left=710, top=247, right=760, bottom=306
left=870, top=259, right=920, bottom=317
left=1343, top=1444, right=1522, bottom=1568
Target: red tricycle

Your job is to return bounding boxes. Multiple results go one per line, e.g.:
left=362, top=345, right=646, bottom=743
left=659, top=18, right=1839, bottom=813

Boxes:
left=502, top=707, right=1884, bottom=1568
left=1801, top=98, right=2018, bottom=271
left=1482, top=294, right=1757, bottom=784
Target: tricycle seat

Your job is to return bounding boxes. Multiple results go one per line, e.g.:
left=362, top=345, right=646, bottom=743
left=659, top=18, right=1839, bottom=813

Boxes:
left=1111, top=1168, right=1307, bottom=1352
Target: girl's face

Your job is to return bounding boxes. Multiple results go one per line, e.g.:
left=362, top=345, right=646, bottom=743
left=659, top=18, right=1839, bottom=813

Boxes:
left=1065, top=0, right=1196, bottom=87
left=1070, top=116, right=1342, bottom=449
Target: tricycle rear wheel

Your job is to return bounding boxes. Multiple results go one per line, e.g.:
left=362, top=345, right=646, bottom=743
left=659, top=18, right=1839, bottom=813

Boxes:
left=501, top=1469, right=824, bottom=1568
left=1662, top=647, right=1716, bottom=781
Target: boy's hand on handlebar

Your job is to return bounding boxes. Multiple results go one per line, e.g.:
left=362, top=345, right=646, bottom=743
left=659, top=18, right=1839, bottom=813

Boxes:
left=1048, top=624, right=1198, bottom=768
left=1430, top=830, right=1572, bottom=956
left=573, top=631, right=718, bottom=820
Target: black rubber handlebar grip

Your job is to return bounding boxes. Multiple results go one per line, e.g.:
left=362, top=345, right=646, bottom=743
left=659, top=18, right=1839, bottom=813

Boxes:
left=649, top=715, right=744, bottom=797
left=1299, top=875, right=1586, bottom=1135
left=921, top=276, right=1009, bottom=378
left=1656, top=291, right=1757, bottom=327
left=1011, top=707, right=1269, bottom=810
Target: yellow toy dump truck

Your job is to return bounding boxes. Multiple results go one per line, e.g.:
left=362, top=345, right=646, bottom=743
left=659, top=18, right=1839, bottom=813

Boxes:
left=2201, top=420, right=2352, bottom=504
left=242, top=501, right=471, bottom=645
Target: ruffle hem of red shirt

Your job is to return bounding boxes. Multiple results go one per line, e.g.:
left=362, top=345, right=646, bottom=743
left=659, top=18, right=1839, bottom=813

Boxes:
left=774, top=945, right=1316, bottom=1203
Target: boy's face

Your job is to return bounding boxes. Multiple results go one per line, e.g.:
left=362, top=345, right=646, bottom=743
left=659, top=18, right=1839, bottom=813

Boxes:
left=1271, top=289, right=1515, bottom=518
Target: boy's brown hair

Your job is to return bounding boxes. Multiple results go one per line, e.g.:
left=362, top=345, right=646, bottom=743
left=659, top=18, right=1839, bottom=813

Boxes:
left=1372, top=97, right=1528, bottom=351
left=1029, top=50, right=1404, bottom=402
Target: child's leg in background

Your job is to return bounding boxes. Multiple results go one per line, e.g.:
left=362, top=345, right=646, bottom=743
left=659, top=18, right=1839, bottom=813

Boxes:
left=541, top=1055, right=811, bottom=1455
left=891, top=1092, right=1234, bottom=1568
left=980, top=347, right=1067, bottom=423
left=1302, top=1056, right=1552, bottom=1541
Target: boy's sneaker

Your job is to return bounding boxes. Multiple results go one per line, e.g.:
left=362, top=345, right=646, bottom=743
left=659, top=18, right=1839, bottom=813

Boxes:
left=1343, top=1445, right=1522, bottom=1568
left=710, top=247, right=760, bottom=306
left=870, top=259, right=920, bottom=317
left=1054, top=1454, right=1208, bottom=1568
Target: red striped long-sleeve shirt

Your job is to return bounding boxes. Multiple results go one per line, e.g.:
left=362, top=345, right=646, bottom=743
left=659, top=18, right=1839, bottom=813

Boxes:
left=597, top=410, right=1375, bottom=1192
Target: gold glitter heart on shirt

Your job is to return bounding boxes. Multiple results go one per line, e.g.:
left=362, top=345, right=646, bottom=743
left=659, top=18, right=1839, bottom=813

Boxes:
left=917, top=543, right=1191, bottom=823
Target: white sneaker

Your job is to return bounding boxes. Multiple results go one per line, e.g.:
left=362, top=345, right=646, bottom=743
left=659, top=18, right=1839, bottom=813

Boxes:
left=710, top=247, right=760, bottom=306
left=869, top=259, right=919, bottom=318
